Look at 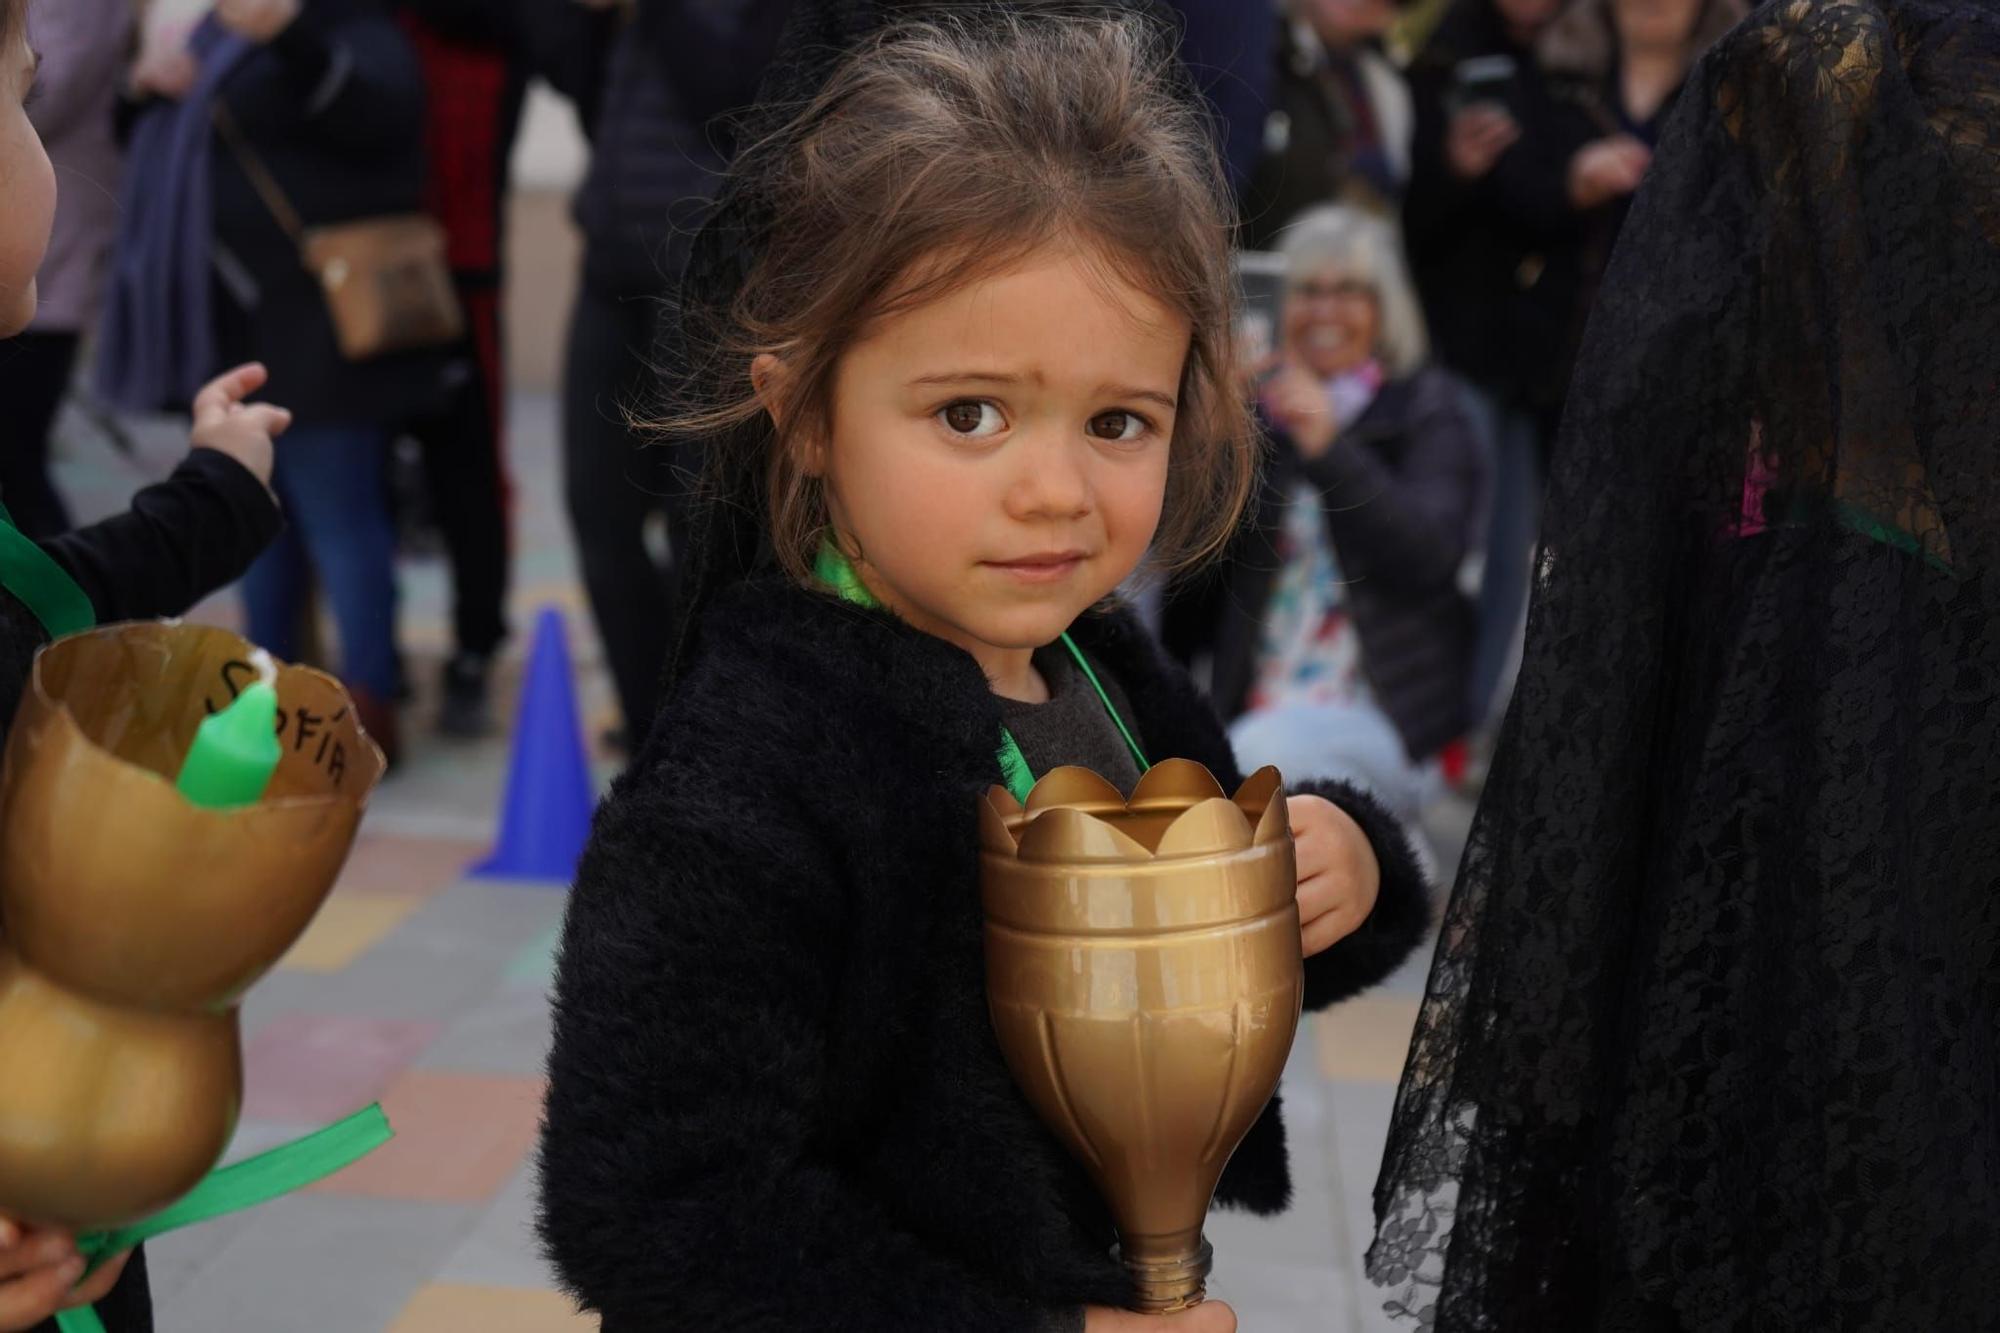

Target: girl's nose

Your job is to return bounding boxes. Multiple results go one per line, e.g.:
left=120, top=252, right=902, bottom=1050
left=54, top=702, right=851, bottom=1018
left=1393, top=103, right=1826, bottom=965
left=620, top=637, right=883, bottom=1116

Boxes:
left=1005, top=431, right=1093, bottom=521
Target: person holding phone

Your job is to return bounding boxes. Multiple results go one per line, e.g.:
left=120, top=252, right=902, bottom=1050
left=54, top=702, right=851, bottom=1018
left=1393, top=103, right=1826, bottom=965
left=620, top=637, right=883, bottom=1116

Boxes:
left=1537, top=0, right=1746, bottom=377
left=1402, top=0, right=1649, bottom=727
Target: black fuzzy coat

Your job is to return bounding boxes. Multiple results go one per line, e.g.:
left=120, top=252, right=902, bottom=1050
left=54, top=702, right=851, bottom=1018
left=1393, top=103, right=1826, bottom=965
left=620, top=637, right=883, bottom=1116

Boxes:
left=538, top=577, right=1431, bottom=1330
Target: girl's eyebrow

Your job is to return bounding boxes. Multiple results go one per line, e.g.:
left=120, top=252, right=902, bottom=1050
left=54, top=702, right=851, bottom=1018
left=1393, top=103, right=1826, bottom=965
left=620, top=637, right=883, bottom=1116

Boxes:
left=907, top=369, right=1177, bottom=411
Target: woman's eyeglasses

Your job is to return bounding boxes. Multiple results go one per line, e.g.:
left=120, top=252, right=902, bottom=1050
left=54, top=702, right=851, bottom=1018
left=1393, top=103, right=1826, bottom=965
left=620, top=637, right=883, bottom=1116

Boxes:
left=1288, top=277, right=1376, bottom=305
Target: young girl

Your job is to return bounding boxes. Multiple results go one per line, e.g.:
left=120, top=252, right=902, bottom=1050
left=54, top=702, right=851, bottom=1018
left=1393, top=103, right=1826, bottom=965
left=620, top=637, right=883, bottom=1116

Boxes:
left=539, top=14, right=1430, bottom=1331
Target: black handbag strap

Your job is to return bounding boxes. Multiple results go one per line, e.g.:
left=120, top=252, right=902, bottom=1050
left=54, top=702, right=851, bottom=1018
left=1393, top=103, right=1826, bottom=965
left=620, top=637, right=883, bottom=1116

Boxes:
left=212, top=101, right=308, bottom=246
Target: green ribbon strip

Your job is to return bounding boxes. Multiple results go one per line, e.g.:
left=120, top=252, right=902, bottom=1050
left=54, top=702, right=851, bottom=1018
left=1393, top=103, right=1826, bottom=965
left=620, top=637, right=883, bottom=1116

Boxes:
left=53, top=1104, right=394, bottom=1333
left=0, top=502, right=95, bottom=641
left=813, top=539, right=1149, bottom=801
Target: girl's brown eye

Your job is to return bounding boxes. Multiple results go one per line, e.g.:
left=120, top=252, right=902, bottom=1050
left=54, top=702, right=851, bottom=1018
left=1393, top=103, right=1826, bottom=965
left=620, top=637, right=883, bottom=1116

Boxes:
left=1089, top=411, right=1144, bottom=442
left=940, top=401, right=1002, bottom=436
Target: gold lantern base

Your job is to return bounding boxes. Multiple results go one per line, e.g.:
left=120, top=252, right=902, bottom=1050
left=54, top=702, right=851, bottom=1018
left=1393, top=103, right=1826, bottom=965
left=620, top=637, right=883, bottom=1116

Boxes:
left=1120, top=1236, right=1214, bottom=1313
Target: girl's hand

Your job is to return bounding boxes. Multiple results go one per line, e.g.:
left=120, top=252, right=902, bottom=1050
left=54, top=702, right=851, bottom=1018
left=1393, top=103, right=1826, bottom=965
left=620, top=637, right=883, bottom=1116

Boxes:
left=1261, top=362, right=1339, bottom=459
left=190, top=363, right=292, bottom=494
left=213, top=0, right=303, bottom=44
left=0, top=1216, right=130, bottom=1332
left=1289, top=795, right=1381, bottom=957
left=1084, top=1300, right=1237, bottom=1332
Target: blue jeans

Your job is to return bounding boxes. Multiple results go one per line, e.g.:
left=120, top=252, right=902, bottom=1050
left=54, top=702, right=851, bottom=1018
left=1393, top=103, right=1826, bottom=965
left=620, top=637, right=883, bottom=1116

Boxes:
left=1229, top=699, right=1438, bottom=824
left=239, top=423, right=399, bottom=701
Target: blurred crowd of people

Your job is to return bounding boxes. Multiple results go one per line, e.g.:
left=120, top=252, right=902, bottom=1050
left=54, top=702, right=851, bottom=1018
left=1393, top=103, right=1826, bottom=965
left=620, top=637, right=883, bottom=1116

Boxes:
left=1184, top=0, right=1742, bottom=812
left=0, top=0, right=1745, bottom=789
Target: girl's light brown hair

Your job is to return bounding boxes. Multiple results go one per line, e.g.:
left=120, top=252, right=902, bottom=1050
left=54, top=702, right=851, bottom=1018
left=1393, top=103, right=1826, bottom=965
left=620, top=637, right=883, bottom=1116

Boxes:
left=664, top=9, right=1256, bottom=584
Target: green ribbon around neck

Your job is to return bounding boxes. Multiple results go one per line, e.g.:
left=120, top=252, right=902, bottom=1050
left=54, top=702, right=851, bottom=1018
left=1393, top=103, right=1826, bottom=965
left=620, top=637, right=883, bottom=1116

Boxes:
left=813, top=539, right=1148, bottom=801
left=53, top=1104, right=393, bottom=1333
left=0, top=502, right=94, bottom=641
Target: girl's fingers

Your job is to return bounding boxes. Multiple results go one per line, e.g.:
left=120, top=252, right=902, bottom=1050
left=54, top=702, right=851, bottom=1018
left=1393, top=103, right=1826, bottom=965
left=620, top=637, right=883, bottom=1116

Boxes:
left=63, top=1251, right=131, bottom=1308
left=0, top=1256, right=85, bottom=1326
left=1302, top=908, right=1361, bottom=956
left=0, top=1231, right=74, bottom=1283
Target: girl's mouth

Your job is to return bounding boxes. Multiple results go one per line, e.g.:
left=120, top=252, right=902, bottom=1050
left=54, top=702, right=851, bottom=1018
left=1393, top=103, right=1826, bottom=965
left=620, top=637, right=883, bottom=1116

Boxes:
left=985, top=552, right=1089, bottom=583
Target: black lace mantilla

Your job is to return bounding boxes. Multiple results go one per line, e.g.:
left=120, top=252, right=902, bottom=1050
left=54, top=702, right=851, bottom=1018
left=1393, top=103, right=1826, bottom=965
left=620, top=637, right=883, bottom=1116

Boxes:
left=1370, top=0, right=2000, bottom=1327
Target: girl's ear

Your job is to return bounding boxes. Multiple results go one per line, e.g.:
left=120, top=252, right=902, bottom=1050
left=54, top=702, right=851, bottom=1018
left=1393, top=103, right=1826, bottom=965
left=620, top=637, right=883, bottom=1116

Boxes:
left=753, top=352, right=829, bottom=477
left=750, top=352, right=788, bottom=428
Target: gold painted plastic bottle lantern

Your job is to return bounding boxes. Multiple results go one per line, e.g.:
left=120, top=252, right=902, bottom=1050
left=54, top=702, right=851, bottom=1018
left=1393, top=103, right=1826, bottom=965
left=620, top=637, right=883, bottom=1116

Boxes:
left=0, top=623, right=384, bottom=1229
left=980, top=760, right=1304, bottom=1313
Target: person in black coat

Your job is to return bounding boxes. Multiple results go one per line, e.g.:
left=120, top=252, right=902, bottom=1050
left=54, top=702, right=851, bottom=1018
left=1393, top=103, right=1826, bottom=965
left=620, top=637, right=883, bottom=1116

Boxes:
left=1401, top=0, right=1638, bottom=724
left=196, top=0, right=448, bottom=762
left=1240, top=0, right=1418, bottom=247
left=1530, top=0, right=1744, bottom=397
left=1402, top=0, right=1613, bottom=439
left=560, top=0, right=791, bottom=754
left=1166, top=204, right=1487, bottom=821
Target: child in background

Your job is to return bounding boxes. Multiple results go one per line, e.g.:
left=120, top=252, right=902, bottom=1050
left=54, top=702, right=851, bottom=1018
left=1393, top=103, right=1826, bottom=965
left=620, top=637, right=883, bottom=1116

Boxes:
left=0, top=0, right=290, bottom=1324
left=538, top=13, right=1431, bottom=1331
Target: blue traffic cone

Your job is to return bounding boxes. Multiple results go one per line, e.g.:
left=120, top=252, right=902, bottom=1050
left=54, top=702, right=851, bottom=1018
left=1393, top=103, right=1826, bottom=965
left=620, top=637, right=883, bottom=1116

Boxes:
left=474, top=606, right=596, bottom=884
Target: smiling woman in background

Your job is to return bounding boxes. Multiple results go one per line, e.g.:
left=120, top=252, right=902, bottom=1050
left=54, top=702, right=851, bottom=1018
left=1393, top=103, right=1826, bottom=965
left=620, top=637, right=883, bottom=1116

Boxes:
left=1166, top=204, right=1487, bottom=825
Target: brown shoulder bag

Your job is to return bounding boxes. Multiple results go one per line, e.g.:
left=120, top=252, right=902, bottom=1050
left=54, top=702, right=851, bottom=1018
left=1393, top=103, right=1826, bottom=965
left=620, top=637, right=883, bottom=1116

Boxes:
left=213, top=103, right=464, bottom=361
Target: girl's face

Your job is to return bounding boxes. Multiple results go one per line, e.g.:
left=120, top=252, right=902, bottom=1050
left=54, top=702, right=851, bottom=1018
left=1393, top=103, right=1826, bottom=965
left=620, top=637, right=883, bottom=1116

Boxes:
left=0, top=21, right=54, bottom=339
left=808, top=242, right=1189, bottom=683
left=1284, top=265, right=1381, bottom=379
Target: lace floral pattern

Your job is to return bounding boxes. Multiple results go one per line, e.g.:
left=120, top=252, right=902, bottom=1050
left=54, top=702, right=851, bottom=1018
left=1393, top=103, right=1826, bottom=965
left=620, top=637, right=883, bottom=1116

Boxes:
left=1370, top=0, right=2000, bottom=1327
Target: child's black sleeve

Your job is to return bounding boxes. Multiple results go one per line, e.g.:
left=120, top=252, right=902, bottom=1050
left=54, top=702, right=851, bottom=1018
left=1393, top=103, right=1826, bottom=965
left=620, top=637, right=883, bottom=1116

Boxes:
left=538, top=759, right=1077, bottom=1332
left=38, top=450, right=282, bottom=626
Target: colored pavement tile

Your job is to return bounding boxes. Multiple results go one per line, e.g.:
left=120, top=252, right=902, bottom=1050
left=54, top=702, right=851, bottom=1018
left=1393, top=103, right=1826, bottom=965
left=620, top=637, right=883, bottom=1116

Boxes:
left=335, top=833, right=490, bottom=898
left=387, top=1284, right=598, bottom=1333
left=153, top=1193, right=473, bottom=1333
left=1316, top=995, right=1421, bottom=1084
left=415, top=981, right=554, bottom=1078
left=433, top=1159, right=549, bottom=1289
left=242, top=1013, right=444, bottom=1121
left=313, top=1070, right=546, bottom=1204
left=280, top=891, right=424, bottom=974
left=505, top=924, right=563, bottom=990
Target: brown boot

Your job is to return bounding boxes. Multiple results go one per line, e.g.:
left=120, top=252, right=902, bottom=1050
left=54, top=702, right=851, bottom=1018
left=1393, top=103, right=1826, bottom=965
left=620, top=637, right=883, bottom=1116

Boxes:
left=350, top=687, right=402, bottom=771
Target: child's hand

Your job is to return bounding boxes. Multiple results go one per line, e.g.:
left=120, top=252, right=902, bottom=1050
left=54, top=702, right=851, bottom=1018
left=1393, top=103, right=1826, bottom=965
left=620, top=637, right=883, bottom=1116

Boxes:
left=190, top=363, right=292, bottom=493
left=1085, top=1300, right=1236, bottom=1331
left=0, top=1215, right=130, bottom=1331
left=1289, top=794, right=1381, bottom=957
